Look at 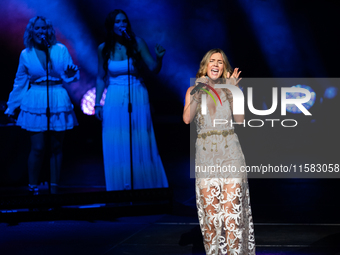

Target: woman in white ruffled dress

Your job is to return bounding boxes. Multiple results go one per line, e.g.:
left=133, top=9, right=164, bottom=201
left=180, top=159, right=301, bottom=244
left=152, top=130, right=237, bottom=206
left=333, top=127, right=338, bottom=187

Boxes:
left=5, top=16, right=79, bottom=192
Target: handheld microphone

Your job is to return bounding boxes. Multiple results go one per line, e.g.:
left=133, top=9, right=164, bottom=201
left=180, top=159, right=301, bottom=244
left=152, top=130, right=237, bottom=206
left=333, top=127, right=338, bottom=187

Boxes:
left=190, top=82, right=206, bottom=95
left=40, top=35, right=51, bottom=48
left=119, top=28, right=131, bottom=41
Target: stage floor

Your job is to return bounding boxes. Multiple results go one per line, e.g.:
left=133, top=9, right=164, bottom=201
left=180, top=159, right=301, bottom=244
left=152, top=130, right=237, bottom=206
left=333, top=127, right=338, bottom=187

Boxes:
left=1, top=114, right=340, bottom=254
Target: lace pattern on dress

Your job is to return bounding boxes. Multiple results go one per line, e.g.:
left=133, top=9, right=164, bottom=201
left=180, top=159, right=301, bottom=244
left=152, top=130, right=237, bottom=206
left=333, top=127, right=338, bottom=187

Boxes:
left=194, top=87, right=255, bottom=255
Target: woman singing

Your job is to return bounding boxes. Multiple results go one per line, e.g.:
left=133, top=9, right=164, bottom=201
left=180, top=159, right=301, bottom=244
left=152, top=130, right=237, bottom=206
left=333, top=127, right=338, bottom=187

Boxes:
left=95, top=9, right=168, bottom=191
left=5, top=16, right=79, bottom=193
left=183, top=49, right=255, bottom=254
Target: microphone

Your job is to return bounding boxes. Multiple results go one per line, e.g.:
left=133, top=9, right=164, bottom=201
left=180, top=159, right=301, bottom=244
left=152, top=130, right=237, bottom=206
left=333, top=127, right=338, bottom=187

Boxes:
left=40, top=35, right=51, bottom=48
left=119, top=28, right=131, bottom=41
left=190, top=82, right=207, bottom=95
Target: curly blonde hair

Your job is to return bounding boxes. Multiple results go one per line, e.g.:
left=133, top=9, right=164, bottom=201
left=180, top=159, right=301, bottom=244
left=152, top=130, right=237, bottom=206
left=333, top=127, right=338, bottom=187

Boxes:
left=196, top=48, right=233, bottom=79
left=23, top=16, right=57, bottom=49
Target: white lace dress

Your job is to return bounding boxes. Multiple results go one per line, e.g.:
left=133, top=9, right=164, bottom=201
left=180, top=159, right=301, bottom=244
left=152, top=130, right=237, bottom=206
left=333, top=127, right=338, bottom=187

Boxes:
left=194, top=88, right=255, bottom=255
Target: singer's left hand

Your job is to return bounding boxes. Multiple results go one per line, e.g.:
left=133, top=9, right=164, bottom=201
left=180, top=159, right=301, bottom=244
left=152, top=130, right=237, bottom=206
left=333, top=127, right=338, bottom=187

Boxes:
left=64, top=65, right=79, bottom=78
left=155, top=44, right=166, bottom=59
left=227, top=68, right=242, bottom=87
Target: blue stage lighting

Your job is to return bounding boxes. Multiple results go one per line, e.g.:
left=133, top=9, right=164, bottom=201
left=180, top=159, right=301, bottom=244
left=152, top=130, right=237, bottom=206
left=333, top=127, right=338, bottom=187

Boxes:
left=324, top=86, right=338, bottom=99
left=286, top=85, right=316, bottom=114
left=81, top=88, right=107, bottom=115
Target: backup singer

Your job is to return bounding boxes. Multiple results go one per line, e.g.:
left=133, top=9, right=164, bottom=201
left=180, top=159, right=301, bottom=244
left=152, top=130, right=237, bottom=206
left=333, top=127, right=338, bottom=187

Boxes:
left=5, top=16, right=79, bottom=193
left=95, top=9, right=168, bottom=191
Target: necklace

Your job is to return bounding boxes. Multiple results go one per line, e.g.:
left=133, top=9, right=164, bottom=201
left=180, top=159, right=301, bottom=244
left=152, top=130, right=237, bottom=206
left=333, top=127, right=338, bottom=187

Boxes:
left=116, top=43, right=122, bottom=50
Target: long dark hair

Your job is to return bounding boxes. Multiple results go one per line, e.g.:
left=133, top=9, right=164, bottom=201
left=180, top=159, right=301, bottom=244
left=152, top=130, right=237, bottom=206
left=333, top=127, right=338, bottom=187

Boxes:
left=102, top=9, right=141, bottom=78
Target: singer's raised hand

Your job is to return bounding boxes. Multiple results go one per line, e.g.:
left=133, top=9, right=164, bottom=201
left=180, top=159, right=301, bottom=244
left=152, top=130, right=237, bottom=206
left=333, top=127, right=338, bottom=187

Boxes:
left=227, top=67, right=242, bottom=87
left=155, top=44, right=166, bottom=59
left=64, top=65, right=79, bottom=78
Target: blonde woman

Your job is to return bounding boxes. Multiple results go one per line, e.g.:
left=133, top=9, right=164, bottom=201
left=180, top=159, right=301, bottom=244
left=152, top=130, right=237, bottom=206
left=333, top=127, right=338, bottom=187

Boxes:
left=183, top=49, right=255, bottom=255
left=5, top=16, right=79, bottom=193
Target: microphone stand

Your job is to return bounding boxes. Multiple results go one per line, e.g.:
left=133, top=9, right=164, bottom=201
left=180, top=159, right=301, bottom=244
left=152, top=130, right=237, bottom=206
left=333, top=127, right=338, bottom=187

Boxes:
left=44, top=44, right=52, bottom=195
left=121, top=30, right=134, bottom=191
left=119, top=31, right=134, bottom=191
left=127, top=50, right=133, bottom=190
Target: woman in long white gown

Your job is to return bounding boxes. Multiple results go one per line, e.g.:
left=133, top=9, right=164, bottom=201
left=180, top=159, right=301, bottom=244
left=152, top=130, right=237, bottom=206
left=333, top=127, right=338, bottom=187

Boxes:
left=183, top=49, right=255, bottom=254
left=95, top=9, right=168, bottom=191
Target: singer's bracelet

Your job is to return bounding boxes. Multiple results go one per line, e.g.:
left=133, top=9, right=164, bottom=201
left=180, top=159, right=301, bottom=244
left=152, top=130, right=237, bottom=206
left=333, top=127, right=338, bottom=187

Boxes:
left=94, top=104, right=103, bottom=108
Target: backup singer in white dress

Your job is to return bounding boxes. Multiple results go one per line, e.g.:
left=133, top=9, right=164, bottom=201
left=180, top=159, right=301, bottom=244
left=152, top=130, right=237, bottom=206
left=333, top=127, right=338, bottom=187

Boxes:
left=95, top=10, right=168, bottom=191
left=183, top=49, right=255, bottom=255
left=5, top=16, right=79, bottom=192
left=6, top=43, right=78, bottom=131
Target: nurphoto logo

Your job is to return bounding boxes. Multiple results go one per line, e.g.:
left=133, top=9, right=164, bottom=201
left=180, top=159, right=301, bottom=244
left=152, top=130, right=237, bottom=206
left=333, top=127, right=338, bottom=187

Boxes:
left=200, top=83, right=312, bottom=128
